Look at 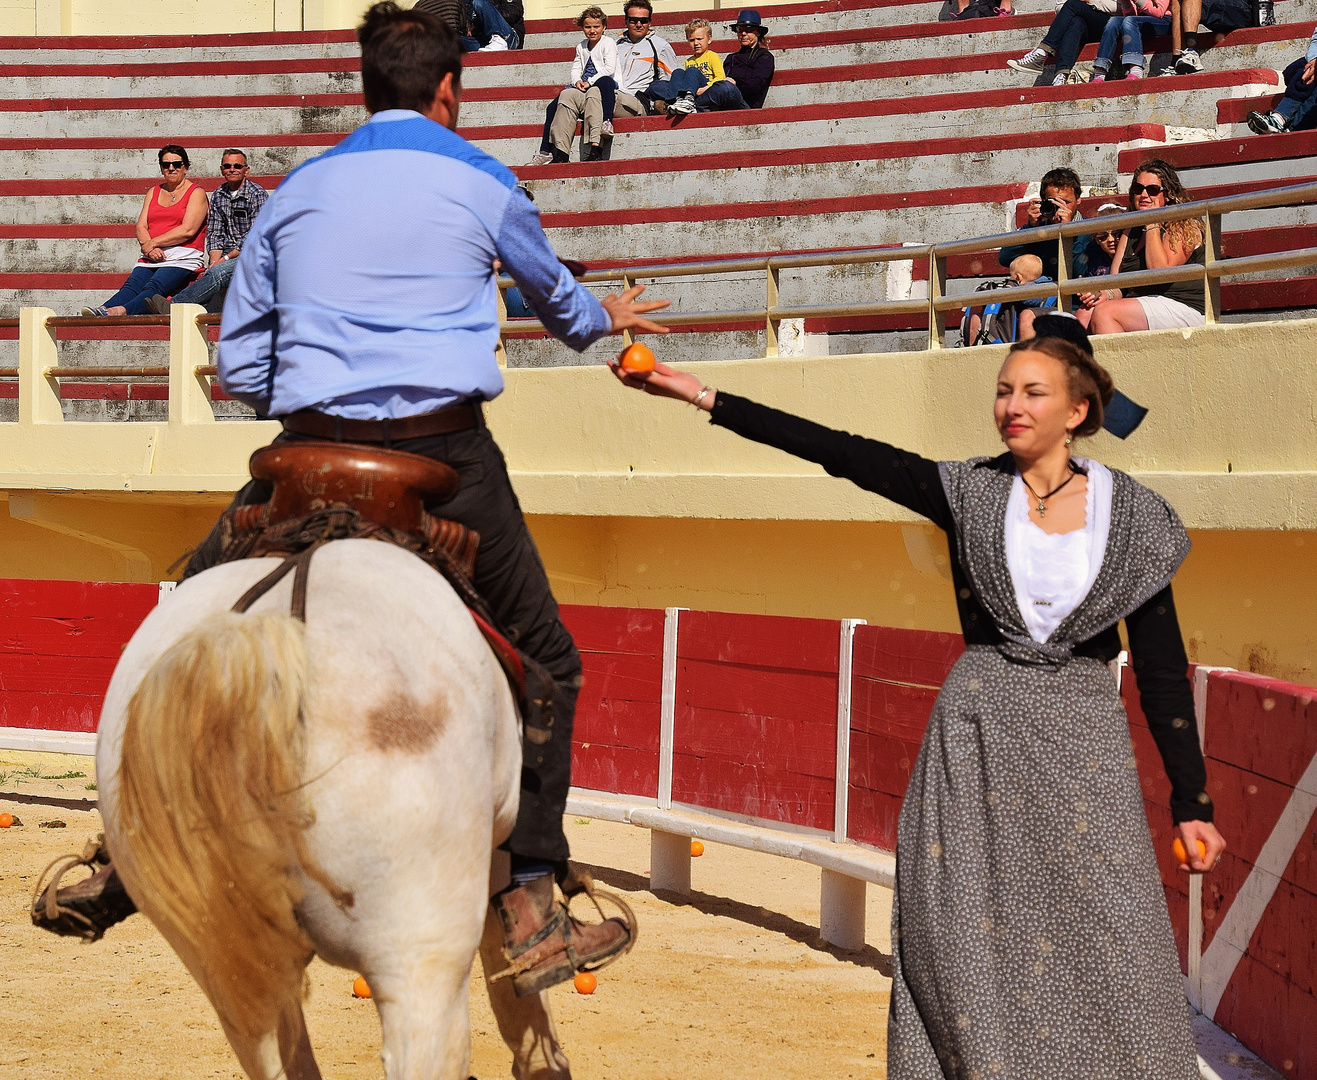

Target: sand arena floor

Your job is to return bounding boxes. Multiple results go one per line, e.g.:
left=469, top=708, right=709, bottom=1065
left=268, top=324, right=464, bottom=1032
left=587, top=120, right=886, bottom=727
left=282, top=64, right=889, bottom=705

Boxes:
left=0, top=752, right=893, bottom=1079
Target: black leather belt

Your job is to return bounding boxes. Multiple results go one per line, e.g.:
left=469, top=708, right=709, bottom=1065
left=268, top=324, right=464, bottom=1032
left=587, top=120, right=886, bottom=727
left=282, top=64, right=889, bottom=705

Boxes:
left=281, top=402, right=482, bottom=444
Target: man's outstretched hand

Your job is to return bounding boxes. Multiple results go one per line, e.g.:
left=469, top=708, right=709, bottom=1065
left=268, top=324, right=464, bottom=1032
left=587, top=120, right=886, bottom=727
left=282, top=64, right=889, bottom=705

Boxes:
left=601, top=283, right=670, bottom=336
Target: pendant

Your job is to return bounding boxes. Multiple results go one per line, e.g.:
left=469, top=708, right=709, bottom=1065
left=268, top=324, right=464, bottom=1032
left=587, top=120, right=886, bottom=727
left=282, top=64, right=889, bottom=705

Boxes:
left=1036, top=502, right=1047, bottom=517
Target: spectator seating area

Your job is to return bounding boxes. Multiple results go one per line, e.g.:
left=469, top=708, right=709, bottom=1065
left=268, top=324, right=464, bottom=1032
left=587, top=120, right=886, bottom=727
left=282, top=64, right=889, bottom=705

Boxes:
left=0, top=0, right=1315, bottom=391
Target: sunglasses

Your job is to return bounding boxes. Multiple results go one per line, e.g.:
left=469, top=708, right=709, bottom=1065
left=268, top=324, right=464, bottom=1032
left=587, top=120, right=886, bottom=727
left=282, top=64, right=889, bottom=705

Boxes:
left=160, top=161, right=185, bottom=171
left=220, top=163, right=247, bottom=171
left=1130, top=182, right=1163, bottom=197
left=1093, top=231, right=1119, bottom=242
left=734, top=23, right=759, bottom=30
left=625, top=14, right=650, bottom=22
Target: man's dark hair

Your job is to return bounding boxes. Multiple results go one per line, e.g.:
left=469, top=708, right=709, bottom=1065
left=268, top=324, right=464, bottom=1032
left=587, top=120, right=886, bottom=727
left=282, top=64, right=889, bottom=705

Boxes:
left=358, top=1, right=462, bottom=115
left=221, top=148, right=248, bottom=163
left=623, top=0, right=653, bottom=15
left=158, top=144, right=190, bottom=168
left=1040, top=167, right=1082, bottom=199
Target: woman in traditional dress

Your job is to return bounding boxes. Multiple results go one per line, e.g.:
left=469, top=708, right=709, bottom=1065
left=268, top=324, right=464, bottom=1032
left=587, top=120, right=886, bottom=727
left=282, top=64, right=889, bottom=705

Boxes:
left=611, top=336, right=1225, bottom=1078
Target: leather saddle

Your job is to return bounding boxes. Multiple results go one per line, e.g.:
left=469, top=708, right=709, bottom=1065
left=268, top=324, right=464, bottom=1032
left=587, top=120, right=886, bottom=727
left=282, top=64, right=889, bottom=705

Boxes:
left=250, top=441, right=460, bottom=534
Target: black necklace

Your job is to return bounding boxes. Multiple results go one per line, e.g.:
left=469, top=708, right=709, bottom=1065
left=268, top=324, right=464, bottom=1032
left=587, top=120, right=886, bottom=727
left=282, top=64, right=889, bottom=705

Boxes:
left=1021, top=460, right=1081, bottom=518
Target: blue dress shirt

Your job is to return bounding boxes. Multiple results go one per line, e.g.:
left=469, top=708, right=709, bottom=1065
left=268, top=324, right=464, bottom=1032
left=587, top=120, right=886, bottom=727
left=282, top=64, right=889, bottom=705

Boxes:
left=218, top=110, right=612, bottom=419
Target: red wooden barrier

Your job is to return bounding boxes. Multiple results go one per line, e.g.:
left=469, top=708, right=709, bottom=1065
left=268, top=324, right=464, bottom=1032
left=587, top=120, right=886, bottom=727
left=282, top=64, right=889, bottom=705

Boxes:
left=1199, top=672, right=1317, bottom=1078
left=0, top=578, right=157, bottom=732
left=847, top=624, right=964, bottom=850
left=671, top=610, right=840, bottom=830
left=560, top=604, right=664, bottom=799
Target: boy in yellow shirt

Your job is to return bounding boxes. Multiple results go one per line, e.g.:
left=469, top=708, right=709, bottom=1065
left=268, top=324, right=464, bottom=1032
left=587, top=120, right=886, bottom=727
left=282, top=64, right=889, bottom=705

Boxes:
left=648, top=18, right=748, bottom=114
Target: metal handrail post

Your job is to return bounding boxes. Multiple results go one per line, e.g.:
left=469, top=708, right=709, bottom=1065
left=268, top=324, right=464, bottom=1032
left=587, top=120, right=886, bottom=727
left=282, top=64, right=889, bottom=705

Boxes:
left=1057, top=228, right=1074, bottom=314
left=765, top=265, right=781, bottom=357
left=621, top=272, right=635, bottom=348
left=495, top=285, right=509, bottom=368
left=927, top=251, right=948, bottom=350
left=18, top=307, right=61, bottom=425
left=1203, top=213, right=1224, bottom=325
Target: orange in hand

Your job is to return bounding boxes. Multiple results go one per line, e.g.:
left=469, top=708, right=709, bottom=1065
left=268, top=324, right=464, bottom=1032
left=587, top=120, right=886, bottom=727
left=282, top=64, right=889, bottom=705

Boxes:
left=0, top=813, right=12, bottom=828
left=618, top=342, right=655, bottom=373
left=574, top=971, right=598, bottom=995
left=1172, top=837, right=1207, bottom=866
left=352, top=975, right=372, bottom=999
left=690, top=840, right=704, bottom=857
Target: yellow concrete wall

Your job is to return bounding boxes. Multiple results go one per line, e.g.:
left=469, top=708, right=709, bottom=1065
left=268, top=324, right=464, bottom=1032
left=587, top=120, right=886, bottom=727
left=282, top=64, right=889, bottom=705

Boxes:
left=0, top=0, right=35, bottom=35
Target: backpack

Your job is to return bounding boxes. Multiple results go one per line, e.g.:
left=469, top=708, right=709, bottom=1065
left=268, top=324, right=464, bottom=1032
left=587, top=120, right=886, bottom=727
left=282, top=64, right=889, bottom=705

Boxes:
left=958, top=279, right=1020, bottom=347
left=947, top=0, right=1002, bottom=22
left=1201, top=0, right=1251, bottom=32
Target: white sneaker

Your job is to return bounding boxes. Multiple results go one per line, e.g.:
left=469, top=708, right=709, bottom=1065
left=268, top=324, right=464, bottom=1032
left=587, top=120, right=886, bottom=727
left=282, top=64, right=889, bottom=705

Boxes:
left=1007, top=47, right=1049, bottom=73
left=479, top=34, right=509, bottom=51
left=1175, top=47, right=1201, bottom=74
left=668, top=97, right=696, bottom=115
left=601, top=119, right=614, bottom=137
left=526, top=150, right=554, bottom=166
left=1051, top=71, right=1069, bottom=86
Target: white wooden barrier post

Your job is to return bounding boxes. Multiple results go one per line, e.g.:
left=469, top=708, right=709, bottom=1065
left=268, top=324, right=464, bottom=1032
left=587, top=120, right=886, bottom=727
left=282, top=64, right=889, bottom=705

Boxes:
left=650, top=607, right=690, bottom=893
left=821, top=618, right=866, bottom=950
left=1187, top=664, right=1229, bottom=1010
left=18, top=307, right=62, bottom=425
left=168, top=304, right=214, bottom=425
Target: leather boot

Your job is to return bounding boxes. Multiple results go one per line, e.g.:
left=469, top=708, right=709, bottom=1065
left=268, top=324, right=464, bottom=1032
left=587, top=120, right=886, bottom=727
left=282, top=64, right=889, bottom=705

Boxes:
left=490, top=873, right=633, bottom=997
left=31, top=838, right=137, bottom=941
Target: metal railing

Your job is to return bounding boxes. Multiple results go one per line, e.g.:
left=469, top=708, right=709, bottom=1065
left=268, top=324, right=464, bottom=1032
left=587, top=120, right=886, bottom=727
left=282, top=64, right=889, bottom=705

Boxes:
left=4, top=179, right=1316, bottom=421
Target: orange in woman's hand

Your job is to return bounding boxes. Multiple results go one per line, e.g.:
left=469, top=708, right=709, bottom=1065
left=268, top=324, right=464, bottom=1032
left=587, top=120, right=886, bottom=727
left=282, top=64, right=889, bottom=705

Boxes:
left=574, top=971, right=598, bottom=994
left=1172, top=837, right=1207, bottom=866
left=352, top=975, right=372, bottom=998
left=618, top=342, right=655, bottom=373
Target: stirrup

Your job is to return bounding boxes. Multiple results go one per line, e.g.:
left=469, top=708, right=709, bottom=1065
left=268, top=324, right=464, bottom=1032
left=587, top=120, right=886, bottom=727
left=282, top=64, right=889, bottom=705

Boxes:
left=31, top=834, right=133, bottom=941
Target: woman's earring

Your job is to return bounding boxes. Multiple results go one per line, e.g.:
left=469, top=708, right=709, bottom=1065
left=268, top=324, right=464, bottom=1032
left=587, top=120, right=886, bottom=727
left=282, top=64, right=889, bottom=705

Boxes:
left=1065, top=431, right=1073, bottom=446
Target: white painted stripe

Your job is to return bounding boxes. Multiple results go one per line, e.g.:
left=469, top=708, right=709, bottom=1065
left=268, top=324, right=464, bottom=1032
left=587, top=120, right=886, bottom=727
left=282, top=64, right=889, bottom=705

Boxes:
left=834, top=618, right=864, bottom=844
left=1200, top=746, right=1317, bottom=1018
left=0, top=726, right=97, bottom=756
left=1187, top=665, right=1230, bottom=1010
left=657, top=606, right=682, bottom=812
left=158, top=579, right=177, bottom=603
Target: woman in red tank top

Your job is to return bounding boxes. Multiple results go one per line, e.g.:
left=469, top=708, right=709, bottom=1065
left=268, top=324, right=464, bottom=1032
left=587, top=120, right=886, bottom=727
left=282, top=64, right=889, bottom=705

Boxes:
left=81, top=144, right=210, bottom=317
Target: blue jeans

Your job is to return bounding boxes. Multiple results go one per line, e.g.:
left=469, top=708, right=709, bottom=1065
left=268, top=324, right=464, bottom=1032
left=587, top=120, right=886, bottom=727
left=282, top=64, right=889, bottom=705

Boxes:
left=170, top=257, right=236, bottom=313
left=1095, top=13, right=1171, bottom=70
left=104, top=263, right=197, bottom=315
left=1276, top=54, right=1317, bottom=130
left=459, top=0, right=518, bottom=49
left=1041, top=0, right=1113, bottom=71
left=695, top=79, right=748, bottom=111
left=647, top=67, right=707, bottom=101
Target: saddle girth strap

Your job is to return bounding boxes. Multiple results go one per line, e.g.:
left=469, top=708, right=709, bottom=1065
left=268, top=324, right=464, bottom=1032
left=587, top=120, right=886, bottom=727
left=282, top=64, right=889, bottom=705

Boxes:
left=230, top=543, right=321, bottom=622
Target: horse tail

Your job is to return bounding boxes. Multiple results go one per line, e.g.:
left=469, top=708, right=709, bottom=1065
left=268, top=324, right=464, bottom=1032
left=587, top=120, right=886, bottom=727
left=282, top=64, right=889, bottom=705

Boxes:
left=117, top=611, right=345, bottom=1039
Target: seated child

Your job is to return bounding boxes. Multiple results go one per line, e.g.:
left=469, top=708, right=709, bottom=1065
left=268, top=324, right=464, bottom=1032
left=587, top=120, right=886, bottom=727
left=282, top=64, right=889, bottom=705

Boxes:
left=648, top=18, right=747, bottom=114
left=1090, top=0, right=1172, bottom=82
left=964, top=253, right=1057, bottom=345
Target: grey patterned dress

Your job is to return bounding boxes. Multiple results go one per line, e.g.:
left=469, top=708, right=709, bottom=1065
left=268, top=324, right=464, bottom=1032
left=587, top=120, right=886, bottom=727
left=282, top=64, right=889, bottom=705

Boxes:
left=705, top=394, right=1212, bottom=1080
left=886, top=460, right=1198, bottom=1080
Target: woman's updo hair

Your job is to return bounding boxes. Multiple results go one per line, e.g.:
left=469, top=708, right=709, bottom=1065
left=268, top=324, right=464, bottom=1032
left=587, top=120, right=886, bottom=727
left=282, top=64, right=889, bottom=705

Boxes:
left=1006, top=336, right=1114, bottom=438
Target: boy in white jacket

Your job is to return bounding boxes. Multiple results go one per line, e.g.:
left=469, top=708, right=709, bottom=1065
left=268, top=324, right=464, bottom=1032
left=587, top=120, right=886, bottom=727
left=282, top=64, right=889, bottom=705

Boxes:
left=528, top=6, right=618, bottom=164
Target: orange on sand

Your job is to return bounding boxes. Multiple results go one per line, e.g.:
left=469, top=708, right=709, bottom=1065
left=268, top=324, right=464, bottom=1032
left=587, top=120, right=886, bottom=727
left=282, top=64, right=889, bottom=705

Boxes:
left=690, top=840, right=704, bottom=857
left=1172, top=837, right=1207, bottom=865
left=0, top=813, right=11, bottom=828
left=573, top=971, right=597, bottom=995
left=618, top=342, right=656, bottom=373
left=352, top=975, right=371, bottom=999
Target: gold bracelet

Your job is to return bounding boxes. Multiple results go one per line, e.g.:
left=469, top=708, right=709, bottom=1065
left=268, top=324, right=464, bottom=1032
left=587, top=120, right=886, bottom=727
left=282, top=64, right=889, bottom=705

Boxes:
left=693, top=386, right=712, bottom=408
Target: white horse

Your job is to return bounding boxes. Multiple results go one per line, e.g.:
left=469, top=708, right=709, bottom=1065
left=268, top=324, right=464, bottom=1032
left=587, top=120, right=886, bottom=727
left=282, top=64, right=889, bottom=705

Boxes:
left=95, top=539, right=571, bottom=1080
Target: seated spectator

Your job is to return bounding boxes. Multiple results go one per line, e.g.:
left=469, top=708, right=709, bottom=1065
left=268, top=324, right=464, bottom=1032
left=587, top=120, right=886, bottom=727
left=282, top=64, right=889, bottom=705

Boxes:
left=412, top=0, right=518, bottom=50
left=940, top=0, right=1014, bottom=21
left=145, top=149, right=267, bottom=315
left=964, top=253, right=1055, bottom=345
left=527, top=6, right=618, bottom=164
left=722, top=9, right=775, bottom=108
left=1248, top=26, right=1317, bottom=133
left=998, top=167, right=1091, bottom=281
left=80, top=144, right=208, bottom=317
left=1091, top=0, right=1172, bottom=81
left=1071, top=203, right=1125, bottom=327
left=611, top=0, right=679, bottom=120
left=1090, top=159, right=1206, bottom=334
left=648, top=18, right=745, bottom=114
left=1007, top=0, right=1118, bottom=86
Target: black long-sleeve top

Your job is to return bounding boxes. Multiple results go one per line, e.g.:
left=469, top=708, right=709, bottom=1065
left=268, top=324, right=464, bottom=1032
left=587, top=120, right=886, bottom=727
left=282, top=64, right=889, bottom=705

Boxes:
left=710, top=392, right=1212, bottom=824
left=723, top=45, right=775, bottom=109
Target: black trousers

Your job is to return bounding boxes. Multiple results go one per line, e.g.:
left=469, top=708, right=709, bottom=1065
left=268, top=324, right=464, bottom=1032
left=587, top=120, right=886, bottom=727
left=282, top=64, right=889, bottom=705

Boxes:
left=185, top=422, right=581, bottom=864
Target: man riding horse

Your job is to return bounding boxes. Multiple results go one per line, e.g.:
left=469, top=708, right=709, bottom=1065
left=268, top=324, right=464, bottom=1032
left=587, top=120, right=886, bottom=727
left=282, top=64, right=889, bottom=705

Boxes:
left=43, top=0, right=667, bottom=995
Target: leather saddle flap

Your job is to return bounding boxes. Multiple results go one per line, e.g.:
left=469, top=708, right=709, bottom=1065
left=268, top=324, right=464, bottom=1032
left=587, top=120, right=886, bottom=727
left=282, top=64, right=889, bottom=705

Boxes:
left=250, top=441, right=460, bottom=534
